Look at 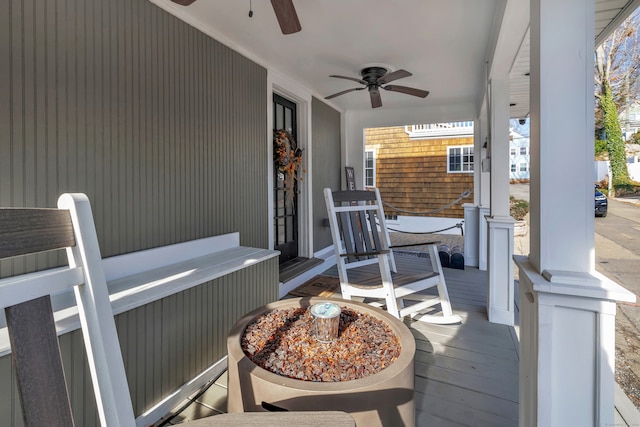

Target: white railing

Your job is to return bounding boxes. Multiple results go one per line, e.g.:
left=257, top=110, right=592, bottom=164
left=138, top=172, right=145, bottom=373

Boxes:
left=405, top=122, right=474, bottom=139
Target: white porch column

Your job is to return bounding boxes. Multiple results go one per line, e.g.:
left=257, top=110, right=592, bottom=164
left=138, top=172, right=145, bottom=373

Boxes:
left=517, top=0, right=635, bottom=425
left=463, top=204, right=479, bottom=267
left=486, top=74, right=515, bottom=325
left=476, top=107, right=491, bottom=271
left=463, top=117, right=485, bottom=268
left=477, top=206, right=489, bottom=271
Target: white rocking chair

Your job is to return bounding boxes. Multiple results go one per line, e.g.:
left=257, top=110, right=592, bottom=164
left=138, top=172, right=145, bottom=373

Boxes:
left=324, top=187, right=461, bottom=324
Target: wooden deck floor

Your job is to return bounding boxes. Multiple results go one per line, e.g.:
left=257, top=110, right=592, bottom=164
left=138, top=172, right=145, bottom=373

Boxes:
left=324, top=255, right=520, bottom=426
left=407, top=265, right=519, bottom=426
left=160, top=254, right=639, bottom=426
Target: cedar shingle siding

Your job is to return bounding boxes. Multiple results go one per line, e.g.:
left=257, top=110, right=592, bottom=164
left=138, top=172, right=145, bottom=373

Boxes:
left=365, top=127, right=474, bottom=219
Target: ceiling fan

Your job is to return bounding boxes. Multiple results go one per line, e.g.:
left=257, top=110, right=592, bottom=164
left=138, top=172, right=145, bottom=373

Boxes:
left=169, top=0, right=301, bottom=35
left=325, top=67, right=429, bottom=108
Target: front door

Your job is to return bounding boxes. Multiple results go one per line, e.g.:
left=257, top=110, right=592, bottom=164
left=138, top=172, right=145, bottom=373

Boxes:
left=273, top=94, right=298, bottom=264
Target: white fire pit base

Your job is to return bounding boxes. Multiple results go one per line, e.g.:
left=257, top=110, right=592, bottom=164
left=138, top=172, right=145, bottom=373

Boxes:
left=227, top=297, right=416, bottom=427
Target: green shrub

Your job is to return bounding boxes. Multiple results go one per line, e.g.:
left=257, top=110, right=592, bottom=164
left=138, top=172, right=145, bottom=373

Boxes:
left=595, top=139, right=608, bottom=158
left=510, top=196, right=529, bottom=221
left=614, top=182, right=640, bottom=197
left=596, top=179, right=609, bottom=196
left=629, top=131, right=640, bottom=145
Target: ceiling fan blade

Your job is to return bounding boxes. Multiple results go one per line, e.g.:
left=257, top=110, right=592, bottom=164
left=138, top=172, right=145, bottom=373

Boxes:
left=329, top=75, right=368, bottom=85
left=377, top=69, right=412, bottom=85
left=370, top=90, right=383, bottom=108
left=325, top=87, right=364, bottom=100
left=169, top=0, right=197, bottom=5
left=383, top=85, right=430, bottom=98
left=271, top=0, right=301, bottom=34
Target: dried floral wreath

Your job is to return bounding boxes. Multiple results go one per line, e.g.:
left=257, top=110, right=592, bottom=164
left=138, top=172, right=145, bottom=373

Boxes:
left=273, top=129, right=304, bottom=205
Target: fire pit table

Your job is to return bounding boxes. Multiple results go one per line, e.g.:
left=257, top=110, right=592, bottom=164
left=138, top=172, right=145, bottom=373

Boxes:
left=227, top=297, right=416, bottom=427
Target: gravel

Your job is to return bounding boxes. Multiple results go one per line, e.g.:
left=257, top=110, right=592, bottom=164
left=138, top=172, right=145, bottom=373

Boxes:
left=616, top=304, right=640, bottom=409
left=241, top=306, right=401, bottom=382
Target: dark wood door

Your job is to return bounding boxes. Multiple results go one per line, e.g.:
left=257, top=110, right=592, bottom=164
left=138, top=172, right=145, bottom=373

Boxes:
left=273, top=94, right=298, bottom=264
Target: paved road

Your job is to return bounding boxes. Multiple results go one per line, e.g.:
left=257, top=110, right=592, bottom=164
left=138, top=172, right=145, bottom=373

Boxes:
left=595, top=199, right=640, bottom=296
left=593, top=198, right=640, bottom=408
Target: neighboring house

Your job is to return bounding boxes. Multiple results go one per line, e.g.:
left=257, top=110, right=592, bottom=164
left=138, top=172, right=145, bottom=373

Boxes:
left=628, top=144, right=640, bottom=183
left=509, top=129, right=530, bottom=181
left=364, top=122, right=474, bottom=234
left=619, top=101, right=640, bottom=141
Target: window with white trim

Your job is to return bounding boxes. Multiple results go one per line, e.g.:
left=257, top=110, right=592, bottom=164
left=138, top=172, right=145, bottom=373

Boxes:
left=510, top=147, right=516, bottom=156
left=511, top=164, right=517, bottom=172
left=447, top=146, right=474, bottom=173
left=519, top=146, right=528, bottom=155
left=365, top=150, right=376, bottom=187
left=519, top=163, right=529, bottom=172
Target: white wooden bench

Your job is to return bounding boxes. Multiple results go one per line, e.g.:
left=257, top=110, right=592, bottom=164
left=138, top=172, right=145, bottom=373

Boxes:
left=1, top=231, right=279, bottom=355
left=55, top=232, right=278, bottom=338
left=0, top=193, right=355, bottom=427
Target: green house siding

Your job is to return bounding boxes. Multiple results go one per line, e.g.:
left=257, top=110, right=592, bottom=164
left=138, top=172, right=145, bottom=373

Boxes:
left=311, top=97, right=342, bottom=252
left=1, top=0, right=268, bottom=279
left=1, top=0, right=276, bottom=424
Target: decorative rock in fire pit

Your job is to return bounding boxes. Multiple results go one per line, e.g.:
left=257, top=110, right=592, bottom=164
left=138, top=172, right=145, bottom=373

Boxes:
left=227, top=297, right=416, bottom=427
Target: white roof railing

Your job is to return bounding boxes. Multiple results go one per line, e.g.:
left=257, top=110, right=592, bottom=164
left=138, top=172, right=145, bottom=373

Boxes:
left=405, top=122, right=474, bottom=139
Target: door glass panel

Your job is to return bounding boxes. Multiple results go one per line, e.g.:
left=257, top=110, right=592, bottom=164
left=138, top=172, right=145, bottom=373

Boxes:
left=273, top=94, right=298, bottom=264
left=277, top=217, right=286, bottom=245
left=285, top=109, right=292, bottom=132
left=276, top=104, right=284, bottom=130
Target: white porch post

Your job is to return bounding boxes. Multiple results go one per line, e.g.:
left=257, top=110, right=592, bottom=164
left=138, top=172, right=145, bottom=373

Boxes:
left=463, top=204, right=479, bottom=267
left=477, top=105, right=491, bottom=272
left=478, top=206, right=490, bottom=271
left=463, top=117, right=485, bottom=268
left=517, top=0, right=635, bottom=425
left=487, top=74, right=515, bottom=325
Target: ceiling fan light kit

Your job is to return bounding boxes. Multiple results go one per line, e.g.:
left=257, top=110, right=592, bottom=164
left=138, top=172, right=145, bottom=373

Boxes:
left=325, top=66, right=429, bottom=108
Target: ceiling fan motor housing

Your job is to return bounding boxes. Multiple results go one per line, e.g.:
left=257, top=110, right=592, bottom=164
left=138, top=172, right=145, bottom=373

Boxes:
left=361, top=66, right=388, bottom=86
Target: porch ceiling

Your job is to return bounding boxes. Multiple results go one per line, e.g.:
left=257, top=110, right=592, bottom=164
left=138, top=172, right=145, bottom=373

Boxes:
left=152, top=0, right=638, bottom=122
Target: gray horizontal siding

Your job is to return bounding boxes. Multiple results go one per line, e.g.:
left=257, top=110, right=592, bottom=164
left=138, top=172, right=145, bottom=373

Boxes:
left=0, top=259, right=279, bottom=426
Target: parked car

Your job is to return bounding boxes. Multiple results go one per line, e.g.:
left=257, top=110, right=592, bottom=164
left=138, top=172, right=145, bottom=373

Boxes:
left=595, top=186, right=608, bottom=217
